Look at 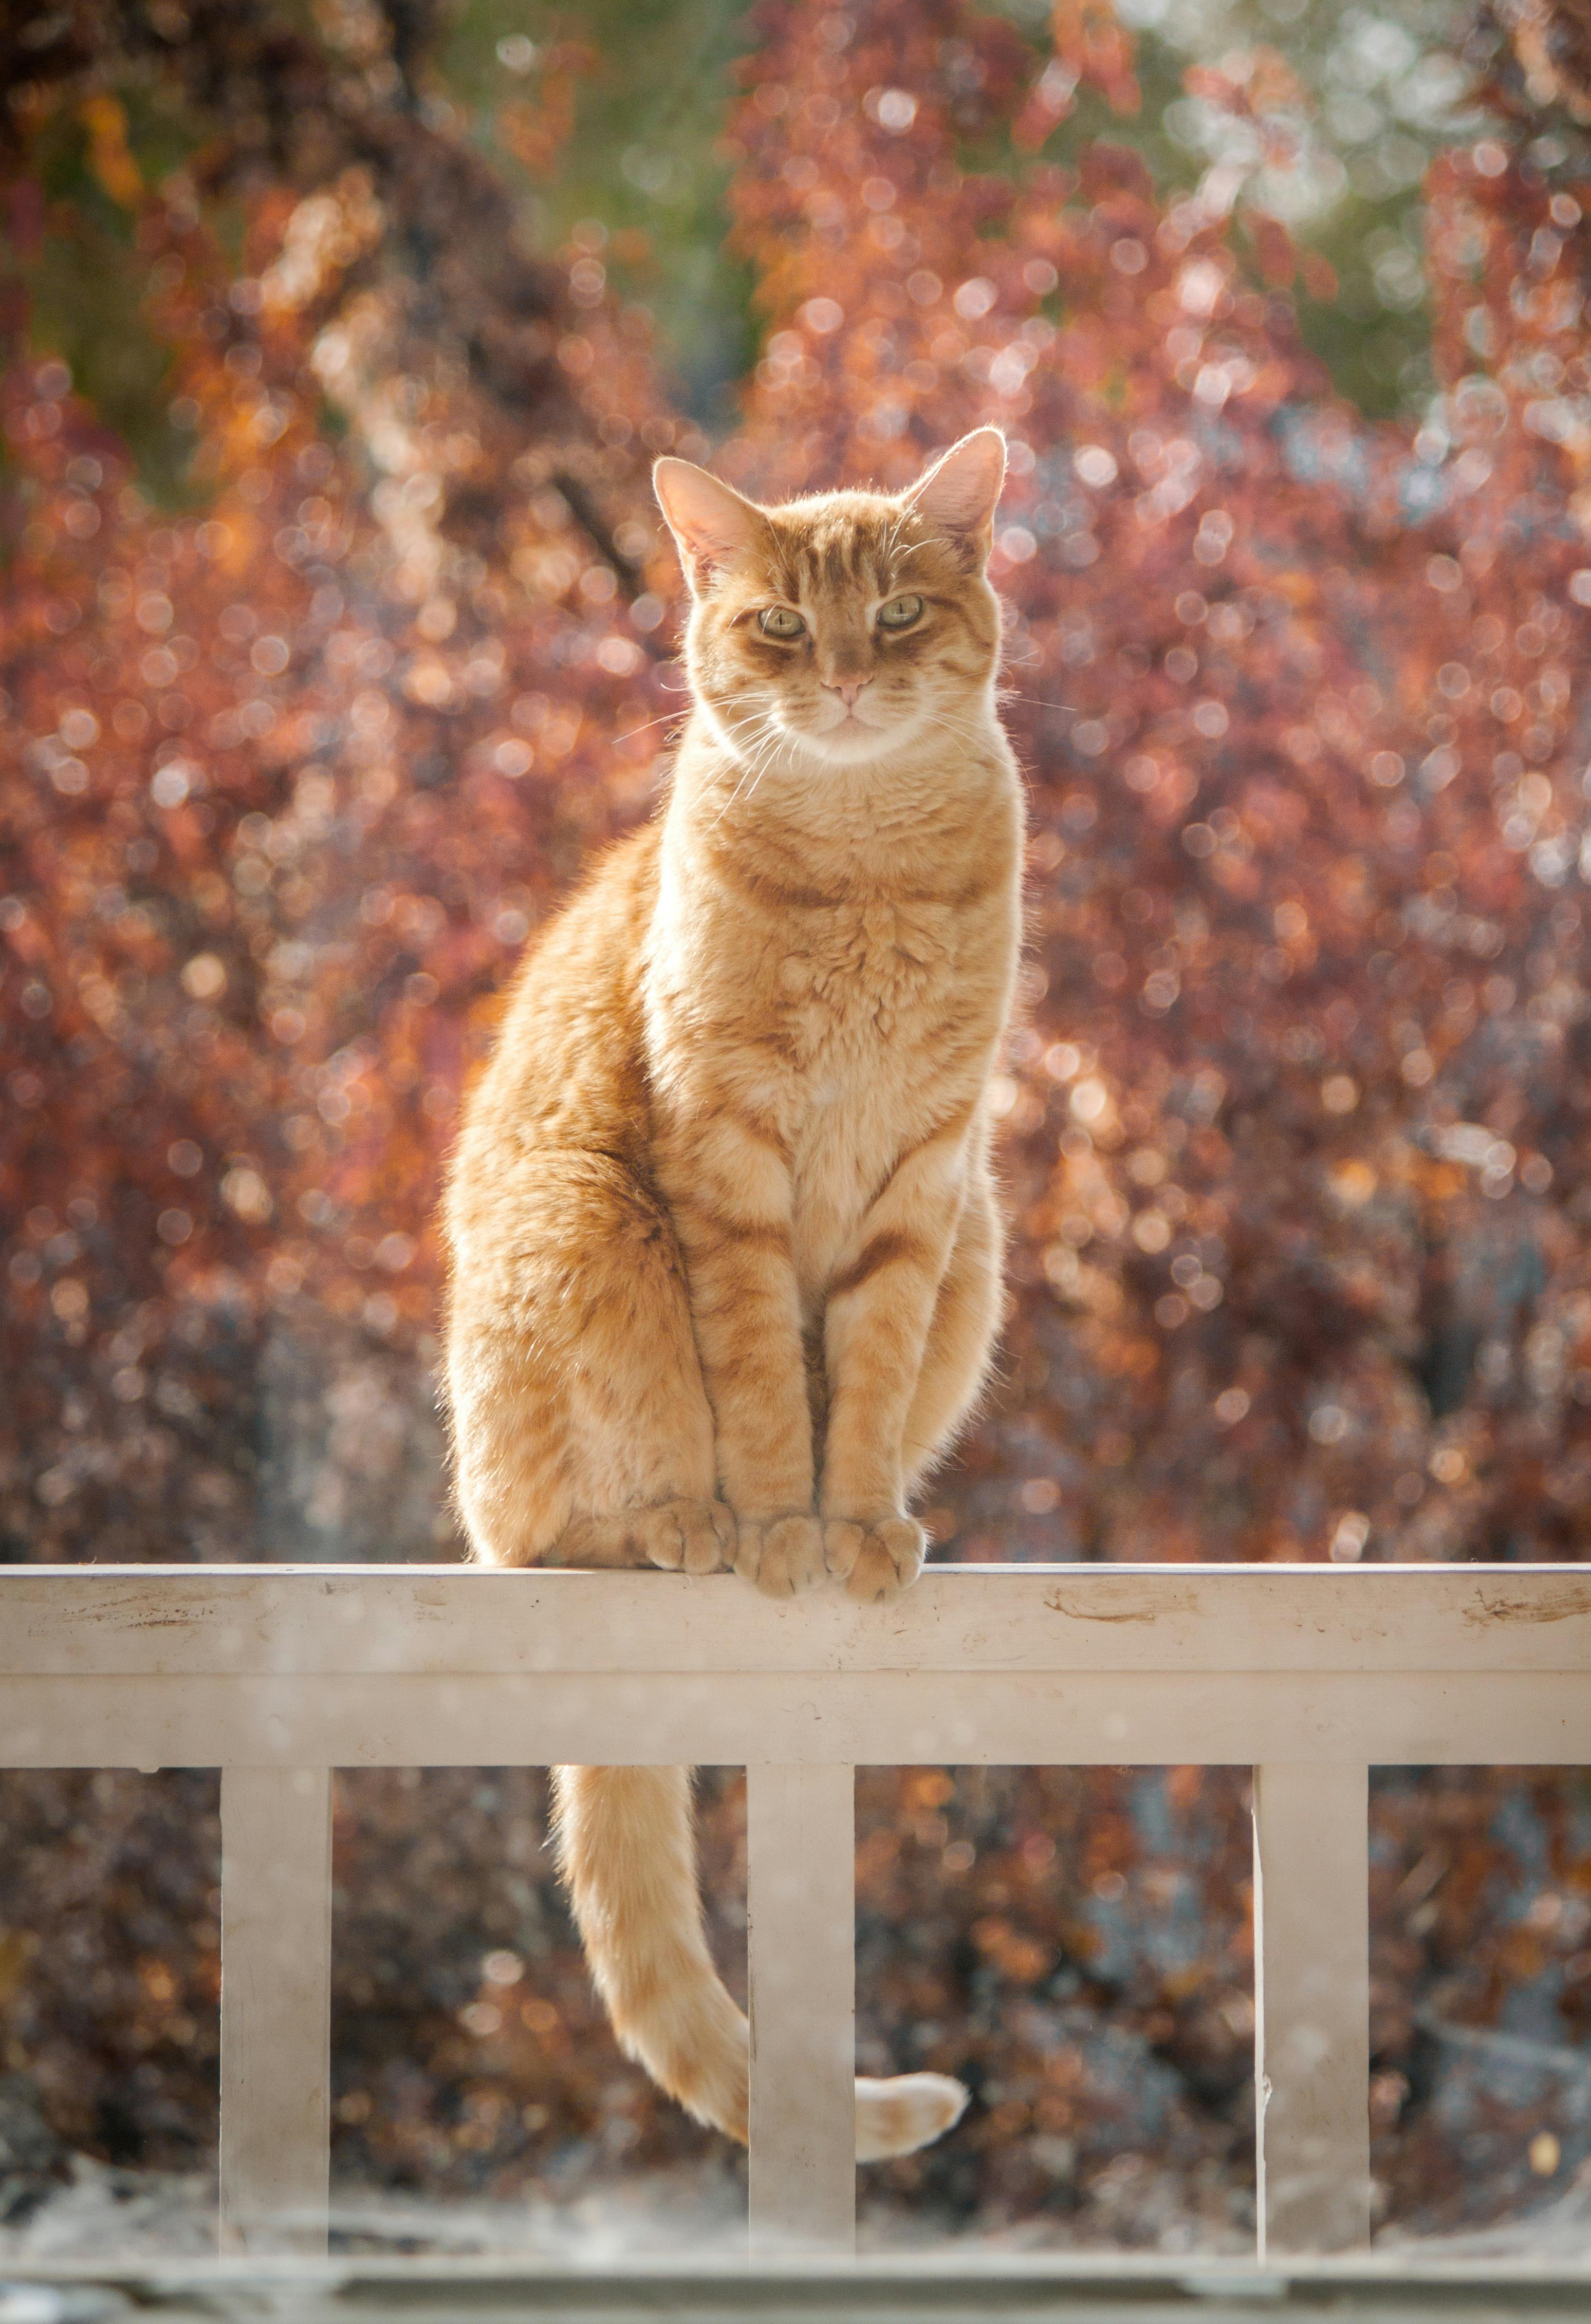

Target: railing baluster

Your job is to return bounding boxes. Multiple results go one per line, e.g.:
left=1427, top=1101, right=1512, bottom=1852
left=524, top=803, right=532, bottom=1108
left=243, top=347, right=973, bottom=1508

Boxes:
left=746, top=1761, right=856, bottom=2254
left=219, top=1765, right=334, bottom=2255
left=1252, top=1761, right=1371, bottom=2258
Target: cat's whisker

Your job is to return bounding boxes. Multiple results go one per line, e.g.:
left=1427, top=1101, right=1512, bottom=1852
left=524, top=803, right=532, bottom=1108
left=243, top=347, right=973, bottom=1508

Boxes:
left=626, top=697, right=695, bottom=728
left=613, top=708, right=691, bottom=747
left=704, top=713, right=786, bottom=828
left=736, top=722, right=790, bottom=803
left=717, top=711, right=782, bottom=774
left=710, top=707, right=777, bottom=763
left=910, top=708, right=984, bottom=751
left=997, top=689, right=1077, bottom=712
left=705, top=772, right=757, bottom=830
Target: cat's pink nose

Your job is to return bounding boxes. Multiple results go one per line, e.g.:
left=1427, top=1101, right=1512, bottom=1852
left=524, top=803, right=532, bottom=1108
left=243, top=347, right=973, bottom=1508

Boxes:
left=824, top=675, right=872, bottom=708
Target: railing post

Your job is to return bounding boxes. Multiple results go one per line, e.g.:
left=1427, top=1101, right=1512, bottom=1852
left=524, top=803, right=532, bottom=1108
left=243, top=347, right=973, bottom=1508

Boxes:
left=219, top=1765, right=333, bottom=2255
left=1252, top=1762, right=1371, bottom=2258
left=746, top=1762, right=856, bottom=2254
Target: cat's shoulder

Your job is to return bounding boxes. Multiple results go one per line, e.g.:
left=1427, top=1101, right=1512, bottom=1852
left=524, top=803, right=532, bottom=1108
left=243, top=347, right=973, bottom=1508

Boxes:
left=523, top=817, right=663, bottom=958
left=573, top=816, right=665, bottom=907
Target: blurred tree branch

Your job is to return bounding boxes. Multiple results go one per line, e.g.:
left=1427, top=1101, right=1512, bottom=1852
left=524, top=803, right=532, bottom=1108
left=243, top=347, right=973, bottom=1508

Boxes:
left=0, top=0, right=641, bottom=580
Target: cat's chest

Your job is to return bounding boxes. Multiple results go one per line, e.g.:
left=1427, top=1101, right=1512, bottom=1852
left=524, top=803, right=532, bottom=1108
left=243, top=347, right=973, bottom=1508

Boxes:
left=763, top=903, right=982, bottom=1252
left=767, top=897, right=959, bottom=1065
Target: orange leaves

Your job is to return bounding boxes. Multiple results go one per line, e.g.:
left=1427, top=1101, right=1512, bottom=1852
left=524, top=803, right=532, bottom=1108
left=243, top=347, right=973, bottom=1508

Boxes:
left=496, top=44, right=594, bottom=180
left=1012, top=59, right=1081, bottom=154
left=972, top=1916, right=1052, bottom=1984
left=499, top=94, right=574, bottom=182
left=1049, top=0, right=1140, bottom=119
left=1184, top=45, right=1309, bottom=128
left=79, top=94, right=143, bottom=209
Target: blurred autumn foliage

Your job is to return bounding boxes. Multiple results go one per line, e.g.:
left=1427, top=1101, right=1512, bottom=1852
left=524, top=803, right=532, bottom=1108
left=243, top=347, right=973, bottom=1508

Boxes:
left=6, top=0, right=1591, bottom=2255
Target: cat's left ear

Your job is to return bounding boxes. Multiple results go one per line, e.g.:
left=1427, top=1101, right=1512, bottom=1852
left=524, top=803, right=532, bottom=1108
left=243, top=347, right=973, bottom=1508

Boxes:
left=654, top=458, right=768, bottom=593
left=903, top=427, right=1007, bottom=565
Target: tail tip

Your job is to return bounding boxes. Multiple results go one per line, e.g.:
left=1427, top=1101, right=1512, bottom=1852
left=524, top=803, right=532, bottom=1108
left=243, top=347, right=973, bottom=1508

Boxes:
left=856, top=2071, right=970, bottom=2162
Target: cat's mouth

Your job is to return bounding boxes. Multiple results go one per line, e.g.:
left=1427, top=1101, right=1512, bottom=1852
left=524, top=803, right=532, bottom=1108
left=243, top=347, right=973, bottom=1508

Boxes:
left=790, top=695, right=912, bottom=759
left=712, top=694, right=914, bottom=767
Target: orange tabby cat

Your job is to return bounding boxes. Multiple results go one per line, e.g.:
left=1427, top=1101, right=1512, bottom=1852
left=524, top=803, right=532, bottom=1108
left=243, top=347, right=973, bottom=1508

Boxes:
left=443, top=429, right=1023, bottom=2162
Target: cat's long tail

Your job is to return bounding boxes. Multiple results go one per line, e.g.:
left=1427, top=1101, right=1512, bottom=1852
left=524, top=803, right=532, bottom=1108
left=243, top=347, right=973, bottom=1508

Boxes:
left=552, top=1764, right=968, bottom=2161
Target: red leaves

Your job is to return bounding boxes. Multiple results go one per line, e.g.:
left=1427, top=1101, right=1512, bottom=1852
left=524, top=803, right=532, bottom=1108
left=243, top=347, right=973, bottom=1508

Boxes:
left=1243, top=211, right=1299, bottom=292
left=1052, top=0, right=1141, bottom=121
left=4, top=0, right=1591, bottom=1614
left=724, top=0, right=1591, bottom=1575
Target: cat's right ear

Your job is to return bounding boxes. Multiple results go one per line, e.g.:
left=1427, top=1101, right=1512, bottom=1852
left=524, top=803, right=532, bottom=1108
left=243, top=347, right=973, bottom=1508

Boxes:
left=653, top=459, right=767, bottom=593
left=903, top=429, right=1007, bottom=567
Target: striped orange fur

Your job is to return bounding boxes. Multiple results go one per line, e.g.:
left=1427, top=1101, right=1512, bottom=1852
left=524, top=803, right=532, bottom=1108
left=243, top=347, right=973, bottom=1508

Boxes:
left=443, top=430, right=1022, bottom=2164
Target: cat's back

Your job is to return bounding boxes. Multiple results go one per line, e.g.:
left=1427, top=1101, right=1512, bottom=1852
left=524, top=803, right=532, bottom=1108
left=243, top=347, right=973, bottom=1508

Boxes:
left=446, top=822, right=661, bottom=1217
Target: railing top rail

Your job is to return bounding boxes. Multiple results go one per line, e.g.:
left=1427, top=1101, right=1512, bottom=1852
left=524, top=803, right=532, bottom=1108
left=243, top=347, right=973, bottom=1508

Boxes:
left=4, top=1562, right=1590, bottom=1679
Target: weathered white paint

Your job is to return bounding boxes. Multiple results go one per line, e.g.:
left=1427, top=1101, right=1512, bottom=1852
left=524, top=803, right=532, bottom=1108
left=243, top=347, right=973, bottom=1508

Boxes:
left=219, top=1765, right=332, bottom=2255
left=5, top=1563, right=1590, bottom=1677
left=747, top=1764, right=856, bottom=2253
left=1, top=1668, right=1587, bottom=1770
left=1253, top=1765, right=1370, bottom=2259
left=4, top=1563, right=1585, bottom=2265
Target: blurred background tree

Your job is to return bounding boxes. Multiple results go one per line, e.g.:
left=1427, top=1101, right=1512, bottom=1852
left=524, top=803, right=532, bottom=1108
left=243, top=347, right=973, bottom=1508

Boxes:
left=8, top=0, right=1591, bottom=2260
left=1, top=0, right=1495, bottom=462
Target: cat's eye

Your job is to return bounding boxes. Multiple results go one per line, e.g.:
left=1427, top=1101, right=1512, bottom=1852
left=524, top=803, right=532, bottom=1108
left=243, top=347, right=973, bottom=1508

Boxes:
left=758, top=605, right=806, bottom=639
left=877, top=594, right=924, bottom=630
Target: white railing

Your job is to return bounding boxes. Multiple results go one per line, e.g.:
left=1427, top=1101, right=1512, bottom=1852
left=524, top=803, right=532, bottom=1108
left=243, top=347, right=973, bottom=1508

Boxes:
left=4, top=1561, right=1590, bottom=2261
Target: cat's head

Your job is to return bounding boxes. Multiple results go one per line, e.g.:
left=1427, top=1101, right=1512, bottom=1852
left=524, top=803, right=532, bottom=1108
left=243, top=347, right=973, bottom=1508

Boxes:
left=652, top=431, right=1005, bottom=769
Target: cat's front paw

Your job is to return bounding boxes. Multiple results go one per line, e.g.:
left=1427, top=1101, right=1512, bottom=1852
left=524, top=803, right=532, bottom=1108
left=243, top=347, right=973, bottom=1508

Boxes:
left=641, top=1497, right=736, bottom=1576
left=823, top=1515, right=926, bottom=1604
left=734, top=1512, right=826, bottom=1598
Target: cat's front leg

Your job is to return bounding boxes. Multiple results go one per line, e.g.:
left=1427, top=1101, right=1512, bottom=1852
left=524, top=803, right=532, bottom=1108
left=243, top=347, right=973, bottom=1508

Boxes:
left=820, top=1124, right=969, bottom=1603
left=659, top=1109, right=825, bottom=1598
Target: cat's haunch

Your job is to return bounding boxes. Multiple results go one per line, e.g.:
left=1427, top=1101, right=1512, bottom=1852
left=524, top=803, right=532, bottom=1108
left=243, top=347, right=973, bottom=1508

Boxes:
left=442, top=432, right=1022, bottom=2162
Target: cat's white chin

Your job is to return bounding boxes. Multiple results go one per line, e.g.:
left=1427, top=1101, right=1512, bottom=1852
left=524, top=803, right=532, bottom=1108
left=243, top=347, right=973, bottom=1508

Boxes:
left=784, top=712, right=923, bottom=767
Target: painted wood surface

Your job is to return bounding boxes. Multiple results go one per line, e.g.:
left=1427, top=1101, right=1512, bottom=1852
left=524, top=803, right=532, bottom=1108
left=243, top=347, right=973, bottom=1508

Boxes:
left=1253, top=1765, right=1371, bottom=2259
left=8, top=1563, right=1587, bottom=2264
left=219, top=1766, right=332, bottom=2255
left=5, top=1563, right=1591, bottom=1677
left=2, top=1667, right=1588, bottom=1770
left=747, top=1764, right=857, bottom=2253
